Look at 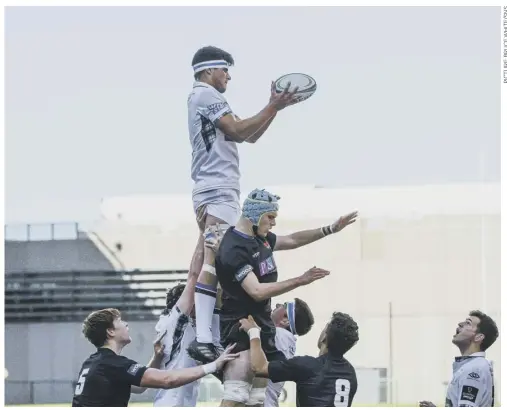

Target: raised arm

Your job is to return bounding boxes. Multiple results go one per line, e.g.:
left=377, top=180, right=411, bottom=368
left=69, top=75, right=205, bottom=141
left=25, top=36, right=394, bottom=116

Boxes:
left=139, top=345, right=238, bottom=389
left=238, top=265, right=329, bottom=302
left=274, top=211, right=358, bottom=252
left=217, top=82, right=298, bottom=143
left=131, top=330, right=167, bottom=394
left=239, top=316, right=311, bottom=383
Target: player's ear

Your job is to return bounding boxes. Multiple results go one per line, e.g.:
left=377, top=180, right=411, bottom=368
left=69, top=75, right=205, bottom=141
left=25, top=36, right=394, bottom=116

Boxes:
left=474, top=332, right=485, bottom=344
left=106, top=327, right=115, bottom=339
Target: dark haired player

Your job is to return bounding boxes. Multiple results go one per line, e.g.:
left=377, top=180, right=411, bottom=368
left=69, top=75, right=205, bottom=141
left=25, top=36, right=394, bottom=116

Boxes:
left=186, top=45, right=300, bottom=362
left=420, top=310, right=499, bottom=407
left=265, top=298, right=315, bottom=407
left=240, top=312, right=359, bottom=407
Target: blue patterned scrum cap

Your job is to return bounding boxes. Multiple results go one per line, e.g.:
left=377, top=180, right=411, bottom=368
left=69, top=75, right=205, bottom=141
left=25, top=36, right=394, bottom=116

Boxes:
left=242, top=188, right=280, bottom=226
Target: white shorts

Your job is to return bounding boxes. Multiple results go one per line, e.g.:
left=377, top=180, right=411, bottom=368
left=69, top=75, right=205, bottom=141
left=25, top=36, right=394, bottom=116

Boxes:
left=192, top=188, right=241, bottom=226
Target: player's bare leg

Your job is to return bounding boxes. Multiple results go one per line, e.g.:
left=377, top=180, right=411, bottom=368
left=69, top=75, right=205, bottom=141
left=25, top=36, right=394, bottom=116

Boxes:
left=188, top=214, right=228, bottom=363
left=246, top=377, right=268, bottom=407
left=220, top=351, right=254, bottom=407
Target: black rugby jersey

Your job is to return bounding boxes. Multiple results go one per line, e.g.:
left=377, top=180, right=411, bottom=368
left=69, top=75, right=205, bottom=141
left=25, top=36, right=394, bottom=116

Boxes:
left=268, top=354, right=357, bottom=407
left=71, top=347, right=147, bottom=407
left=215, top=228, right=278, bottom=319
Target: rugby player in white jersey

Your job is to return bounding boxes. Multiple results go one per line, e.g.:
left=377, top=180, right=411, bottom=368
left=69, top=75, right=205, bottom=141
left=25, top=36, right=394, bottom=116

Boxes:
left=186, top=45, right=300, bottom=364
left=419, top=310, right=498, bottom=407
left=153, top=210, right=225, bottom=406
left=264, top=298, right=315, bottom=407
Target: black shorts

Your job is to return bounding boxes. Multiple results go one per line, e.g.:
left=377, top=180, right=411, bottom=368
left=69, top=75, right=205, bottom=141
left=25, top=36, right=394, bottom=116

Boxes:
left=220, top=313, right=286, bottom=362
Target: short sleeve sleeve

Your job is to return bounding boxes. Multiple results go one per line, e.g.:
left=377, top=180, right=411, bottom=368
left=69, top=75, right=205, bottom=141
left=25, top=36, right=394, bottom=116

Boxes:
left=107, top=356, right=148, bottom=387
left=268, top=356, right=316, bottom=383
left=197, top=88, right=233, bottom=124
left=223, top=246, right=255, bottom=284
left=456, top=364, right=494, bottom=407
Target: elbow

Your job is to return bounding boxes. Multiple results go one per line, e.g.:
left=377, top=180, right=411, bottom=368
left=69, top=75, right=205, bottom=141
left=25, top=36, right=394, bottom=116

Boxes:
left=250, top=289, right=266, bottom=302
left=225, top=127, right=249, bottom=143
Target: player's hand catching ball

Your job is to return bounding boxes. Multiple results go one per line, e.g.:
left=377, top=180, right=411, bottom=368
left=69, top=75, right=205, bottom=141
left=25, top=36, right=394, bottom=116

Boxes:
left=269, top=81, right=300, bottom=111
left=298, top=266, right=330, bottom=285
left=330, top=211, right=358, bottom=233
left=214, top=344, right=239, bottom=370
left=153, top=329, right=167, bottom=358
left=239, top=315, right=261, bottom=333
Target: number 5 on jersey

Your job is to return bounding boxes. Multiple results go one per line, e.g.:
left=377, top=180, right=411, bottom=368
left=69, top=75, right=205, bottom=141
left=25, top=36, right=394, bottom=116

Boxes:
left=334, top=379, right=351, bottom=407
left=74, top=368, right=89, bottom=395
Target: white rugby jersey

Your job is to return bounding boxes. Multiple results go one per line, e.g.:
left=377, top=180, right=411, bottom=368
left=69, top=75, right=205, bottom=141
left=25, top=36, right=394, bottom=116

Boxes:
left=153, top=306, right=200, bottom=407
left=445, top=352, right=495, bottom=407
left=188, top=81, right=240, bottom=195
left=264, top=327, right=297, bottom=407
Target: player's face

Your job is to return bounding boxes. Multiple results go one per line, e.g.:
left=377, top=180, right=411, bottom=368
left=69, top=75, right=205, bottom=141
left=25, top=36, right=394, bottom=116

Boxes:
left=257, top=212, right=277, bottom=238
left=317, top=323, right=329, bottom=353
left=452, top=316, right=483, bottom=346
left=112, top=317, right=132, bottom=345
left=271, top=303, right=288, bottom=327
left=212, top=68, right=231, bottom=93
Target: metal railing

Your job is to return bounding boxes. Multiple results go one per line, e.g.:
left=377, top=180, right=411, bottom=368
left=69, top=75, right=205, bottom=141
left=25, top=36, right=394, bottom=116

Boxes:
left=5, top=269, right=188, bottom=322
left=4, top=222, right=88, bottom=241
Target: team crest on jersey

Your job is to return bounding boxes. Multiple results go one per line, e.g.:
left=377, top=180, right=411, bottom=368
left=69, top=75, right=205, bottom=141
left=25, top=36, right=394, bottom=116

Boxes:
left=259, top=256, right=277, bottom=276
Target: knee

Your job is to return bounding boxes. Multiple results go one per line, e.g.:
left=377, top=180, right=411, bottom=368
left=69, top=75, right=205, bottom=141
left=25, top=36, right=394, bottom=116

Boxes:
left=222, top=381, right=251, bottom=405
left=246, top=387, right=266, bottom=406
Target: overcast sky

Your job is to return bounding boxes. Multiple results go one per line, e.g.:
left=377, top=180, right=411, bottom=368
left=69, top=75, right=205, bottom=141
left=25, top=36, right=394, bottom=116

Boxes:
left=5, top=6, right=501, bottom=224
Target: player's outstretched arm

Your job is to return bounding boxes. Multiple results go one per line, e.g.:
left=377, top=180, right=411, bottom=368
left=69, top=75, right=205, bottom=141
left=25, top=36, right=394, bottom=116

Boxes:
left=217, top=82, right=299, bottom=143
left=138, top=345, right=238, bottom=389
left=274, top=211, right=358, bottom=251
left=239, top=267, right=330, bottom=302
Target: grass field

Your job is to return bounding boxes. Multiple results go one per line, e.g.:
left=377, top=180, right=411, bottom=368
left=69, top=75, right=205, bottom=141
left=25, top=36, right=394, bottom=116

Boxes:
left=6, top=402, right=420, bottom=407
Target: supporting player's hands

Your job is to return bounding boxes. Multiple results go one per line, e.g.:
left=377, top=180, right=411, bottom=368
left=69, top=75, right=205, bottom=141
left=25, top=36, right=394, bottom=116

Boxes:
left=239, top=315, right=261, bottom=333
left=203, top=223, right=224, bottom=253
left=214, top=343, right=240, bottom=370
left=153, top=329, right=167, bottom=358
left=419, top=401, right=436, bottom=407
left=269, top=81, right=300, bottom=111
left=298, top=266, right=330, bottom=286
left=196, top=205, right=207, bottom=233
left=330, top=211, right=358, bottom=233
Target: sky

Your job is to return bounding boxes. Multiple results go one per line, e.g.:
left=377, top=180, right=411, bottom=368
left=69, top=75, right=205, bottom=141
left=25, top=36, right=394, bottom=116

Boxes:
left=4, top=6, right=501, bottom=224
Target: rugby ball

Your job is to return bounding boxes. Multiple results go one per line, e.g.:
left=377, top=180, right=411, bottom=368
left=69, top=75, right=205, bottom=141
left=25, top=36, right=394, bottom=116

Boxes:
left=274, top=73, right=317, bottom=103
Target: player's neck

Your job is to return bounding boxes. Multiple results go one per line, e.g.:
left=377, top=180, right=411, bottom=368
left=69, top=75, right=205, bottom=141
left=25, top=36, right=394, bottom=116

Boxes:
left=197, top=77, right=215, bottom=89
left=458, top=343, right=481, bottom=357
left=102, top=341, right=124, bottom=355
left=234, top=219, right=255, bottom=237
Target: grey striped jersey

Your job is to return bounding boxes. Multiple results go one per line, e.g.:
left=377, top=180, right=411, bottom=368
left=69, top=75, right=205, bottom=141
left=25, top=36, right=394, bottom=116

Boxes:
left=264, top=327, right=297, bottom=407
left=188, top=81, right=240, bottom=195
left=153, top=306, right=200, bottom=407
left=445, top=352, right=495, bottom=407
